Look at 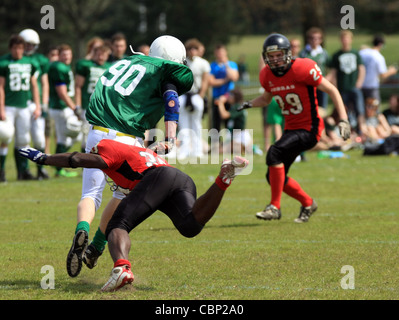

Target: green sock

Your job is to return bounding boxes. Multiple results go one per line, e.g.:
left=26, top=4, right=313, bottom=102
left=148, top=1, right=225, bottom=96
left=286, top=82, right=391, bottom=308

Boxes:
left=14, top=148, right=22, bottom=173
left=91, top=227, right=107, bottom=252
left=55, top=144, right=67, bottom=172
left=75, top=221, right=90, bottom=234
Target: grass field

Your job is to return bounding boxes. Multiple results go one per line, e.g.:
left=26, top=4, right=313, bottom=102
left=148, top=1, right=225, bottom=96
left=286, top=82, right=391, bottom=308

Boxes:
left=1, top=104, right=399, bottom=301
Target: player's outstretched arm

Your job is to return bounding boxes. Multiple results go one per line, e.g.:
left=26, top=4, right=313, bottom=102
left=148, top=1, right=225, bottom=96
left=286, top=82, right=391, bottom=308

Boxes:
left=238, top=90, right=273, bottom=111
left=317, top=78, right=351, bottom=140
left=19, top=147, right=108, bottom=169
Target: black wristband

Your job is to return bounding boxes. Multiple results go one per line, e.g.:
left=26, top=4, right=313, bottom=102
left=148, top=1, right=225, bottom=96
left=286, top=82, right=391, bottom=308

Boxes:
left=37, top=154, right=48, bottom=165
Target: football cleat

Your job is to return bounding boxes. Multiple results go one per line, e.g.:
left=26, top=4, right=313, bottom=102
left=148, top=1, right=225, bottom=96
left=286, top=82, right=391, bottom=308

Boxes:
left=294, top=200, right=318, bottom=223
left=256, top=204, right=282, bottom=220
left=219, top=156, right=249, bottom=185
left=56, top=168, right=78, bottom=178
left=17, top=170, right=35, bottom=181
left=66, top=230, right=88, bottom=277
left=37, top=167, right=50, bottom=180
left=83, top=243, right=103, bottom=269
left=101, top=265, right=134, bottom=292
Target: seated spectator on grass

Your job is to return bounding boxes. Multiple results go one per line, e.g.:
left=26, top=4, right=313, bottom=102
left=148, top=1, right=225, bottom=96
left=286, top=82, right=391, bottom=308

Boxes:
left=217, top=88, right=252, bottom=155
left=383, top=94, right=399, bottom=135
left=362, top=98, right=391, bottom=142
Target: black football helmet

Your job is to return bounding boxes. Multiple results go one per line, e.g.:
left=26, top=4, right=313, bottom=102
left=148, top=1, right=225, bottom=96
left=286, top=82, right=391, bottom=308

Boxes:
left=262, top=33, right=292, bottom=76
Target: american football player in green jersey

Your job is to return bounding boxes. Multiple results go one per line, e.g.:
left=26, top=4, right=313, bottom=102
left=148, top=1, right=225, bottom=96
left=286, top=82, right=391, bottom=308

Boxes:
left=0, top=34, right=41, bottom=182
left=19, top=28, right=50, bottom=180
left=66, top=35, right=194, bottom=279
left=48, top=44, right=80, bottom=178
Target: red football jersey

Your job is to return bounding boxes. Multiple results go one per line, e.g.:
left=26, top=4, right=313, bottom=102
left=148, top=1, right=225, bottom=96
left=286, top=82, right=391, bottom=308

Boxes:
left=260, top=58, right=324, bottom=140
left=91, top=139, right=171, bottom=193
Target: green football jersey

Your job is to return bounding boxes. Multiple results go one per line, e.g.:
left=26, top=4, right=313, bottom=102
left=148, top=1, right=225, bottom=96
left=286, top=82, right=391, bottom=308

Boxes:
left=28, top=52, right=50, bottom=100
left=48, top=61, right=74, bottom=110
left=75, top=59, right=111, bottom=109
left=0, top=54, right=39, bottom=108
left=86, top=55, right=194, bottom=138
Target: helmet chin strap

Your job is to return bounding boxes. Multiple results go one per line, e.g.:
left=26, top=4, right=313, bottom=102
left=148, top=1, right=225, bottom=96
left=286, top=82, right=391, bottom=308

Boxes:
left=270, top=62, right=292, bottom=77
left=129, top=45, right=145, bottom=56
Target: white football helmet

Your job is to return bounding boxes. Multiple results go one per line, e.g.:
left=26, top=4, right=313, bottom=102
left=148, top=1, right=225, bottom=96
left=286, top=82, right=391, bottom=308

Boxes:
left=149, top=35, right=187, bottom=65
left=19, top=29, right=40, bottom=55
left=0, top=120, right=15, bottom=144
left=66, top=115, right=82, bottom=139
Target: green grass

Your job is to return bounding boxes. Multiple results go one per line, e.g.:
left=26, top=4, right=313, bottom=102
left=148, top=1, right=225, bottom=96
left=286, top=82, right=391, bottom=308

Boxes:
left=1, top=107, right=399, bottom=301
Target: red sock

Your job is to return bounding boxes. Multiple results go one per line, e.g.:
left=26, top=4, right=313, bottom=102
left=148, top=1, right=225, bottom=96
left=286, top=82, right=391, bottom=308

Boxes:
left=283, top=177, right=313, bottom=207
left=114, top=259, right=131, bottom=269
left=269, top=166, right=285, bottom=209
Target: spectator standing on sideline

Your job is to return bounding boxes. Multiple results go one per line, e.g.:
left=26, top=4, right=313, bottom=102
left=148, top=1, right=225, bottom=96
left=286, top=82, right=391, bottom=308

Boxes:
left=0, top=35, right=41, bottom=182
left=75, top=44, right=111, bottom=152
left=328, top=30, right=366, bottom=134
left=107, top=33, right=128, bottom=63
left=47, top=46, right=59, bottom=63
left=19, top=28, right=50, bottom=180
left=84, top=37, right=104, bottom=60
left=359, top=35, right=398, bottom=103
left=48, top=44, right=80, bottom=178
left=178, top=38, right=210, bottom=159
left=299, top=27, right=330, bottom=111
left=208, top=44, right=239, bottom=146
left=290, top=38, right=301, bottom=59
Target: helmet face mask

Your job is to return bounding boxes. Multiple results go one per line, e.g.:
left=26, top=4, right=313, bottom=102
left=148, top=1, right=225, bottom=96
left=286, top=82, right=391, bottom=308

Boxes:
left=149, top=35, right=187, bottom=65
left=262, top=33, right=292, bottom=76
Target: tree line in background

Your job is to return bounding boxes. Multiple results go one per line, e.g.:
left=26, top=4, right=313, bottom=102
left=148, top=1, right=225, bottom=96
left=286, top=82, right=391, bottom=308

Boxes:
left=1, top=0, right=399, bottom=59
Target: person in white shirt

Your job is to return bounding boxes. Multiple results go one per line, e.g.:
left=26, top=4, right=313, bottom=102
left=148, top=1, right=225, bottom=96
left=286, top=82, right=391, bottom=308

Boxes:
left=177, top=39, right=211, bottom=159
left=360, top=35, right=398, bottom=103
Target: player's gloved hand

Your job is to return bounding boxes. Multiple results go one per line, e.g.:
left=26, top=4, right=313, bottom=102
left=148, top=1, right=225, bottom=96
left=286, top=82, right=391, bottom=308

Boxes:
left=237, top=101, right=252, bottom=112
left=74, top=105, right=82, bottom=119
left=19, top=147, right=48, bottom=165
left=149, top=138, right=176, bottom=155
left=338, top=119, right=351, bottom=141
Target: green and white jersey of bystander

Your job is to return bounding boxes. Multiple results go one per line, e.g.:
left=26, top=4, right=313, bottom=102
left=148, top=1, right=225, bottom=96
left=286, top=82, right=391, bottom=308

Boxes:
left=0, top=53, right=39, bottom=108
left=48, top=60, right=75, bottom=110
left=28, top=52, right=50, bottom=102
left=75, top=59, right=111, bottom=110
left=86, top=54, right=193, bottom=138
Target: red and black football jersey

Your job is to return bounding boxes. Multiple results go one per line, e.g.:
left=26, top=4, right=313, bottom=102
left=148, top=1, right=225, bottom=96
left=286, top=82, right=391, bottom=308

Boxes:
left=260, top=58, right=325, bottom=139
left=91, top=139, right=171, bottom=192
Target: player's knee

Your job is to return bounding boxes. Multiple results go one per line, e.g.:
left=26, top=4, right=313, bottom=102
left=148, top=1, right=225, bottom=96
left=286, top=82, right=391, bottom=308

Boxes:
left=177, top=215, right=204, bottom=238
left=105, top=220, right=131, bottom=240
left=266, top=145, right=283, bottom=166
